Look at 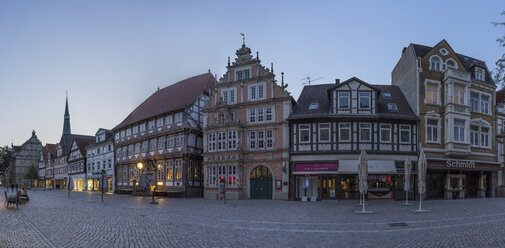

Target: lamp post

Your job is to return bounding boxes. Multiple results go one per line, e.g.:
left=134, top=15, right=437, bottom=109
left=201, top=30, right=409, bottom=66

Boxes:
left=137, top=161, right=158, bottom=205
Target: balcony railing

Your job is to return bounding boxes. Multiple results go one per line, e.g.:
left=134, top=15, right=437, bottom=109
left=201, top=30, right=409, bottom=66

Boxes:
left=444, top=68, right=470, bottom=82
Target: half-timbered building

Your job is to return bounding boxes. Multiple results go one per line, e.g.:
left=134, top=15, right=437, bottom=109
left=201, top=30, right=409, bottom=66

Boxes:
left=113, top=73, right=215, bottom=197
left=67, top=136, right=95, bottom=191
left=289, top=77, right=418, bottom=201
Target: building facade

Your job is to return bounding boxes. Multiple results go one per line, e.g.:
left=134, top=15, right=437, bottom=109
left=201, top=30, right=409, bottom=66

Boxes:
left=86, top=129, right=115, bottom=192
left=7, top=131, right=43, bottom=187
left=289, top=78, right=418, bottom=201
left=113, top=73, right=214, bottom=197
left=37, top=144, right=56, bottom=188
left=392, top=40, right=499, bottom=199
left=202, top=42, right=293, bottom=200
left=68, top=136, right=95, bottom=191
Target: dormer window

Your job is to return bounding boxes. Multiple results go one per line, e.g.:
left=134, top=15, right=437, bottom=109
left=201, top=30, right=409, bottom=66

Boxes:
left=359, top=92, right=371, bottom=109
left=308, top=103, right=319, bottom=110
left=475, top=68, right=484, bottom=81
left=430, top=56, right=442, bottom=71
left=387, top=103, right=398, bottom=112
left=338, top=92, right=350, bottom=109
left=383, top=92, right=392, bottom=99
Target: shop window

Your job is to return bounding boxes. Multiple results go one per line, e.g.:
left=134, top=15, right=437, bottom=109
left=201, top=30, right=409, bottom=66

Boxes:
left=174, top=159, right=182, bottom=181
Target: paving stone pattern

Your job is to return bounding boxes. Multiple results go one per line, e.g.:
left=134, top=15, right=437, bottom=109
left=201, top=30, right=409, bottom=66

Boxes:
left=2, top=187, right=505, bottom=247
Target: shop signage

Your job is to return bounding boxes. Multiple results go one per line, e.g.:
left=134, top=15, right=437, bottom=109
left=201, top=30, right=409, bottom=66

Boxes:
left=295, top=163, right=338, bottom=172
left=446, top=160, right=475, bottom=169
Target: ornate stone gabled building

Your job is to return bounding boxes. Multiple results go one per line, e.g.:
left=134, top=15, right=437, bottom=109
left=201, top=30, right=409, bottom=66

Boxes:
left=113, top=73, right=214, bottom=197
left=7, top=131, right=43, bottom=187
left=202, top=42, right=294, bottom=200
left=392, top=39, right=499, bottom=199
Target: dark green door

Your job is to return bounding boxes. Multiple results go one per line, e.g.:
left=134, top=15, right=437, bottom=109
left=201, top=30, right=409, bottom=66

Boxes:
left=250, top=166, right=273, bottom=199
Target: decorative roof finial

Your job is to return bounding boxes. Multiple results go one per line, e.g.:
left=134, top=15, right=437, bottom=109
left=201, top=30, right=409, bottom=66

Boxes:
left=271, top=63, right=274, bottom=73
left=228, top=56, right=230, bottom=66
left=281, top=72, right=284, bottom=87
left=256, top=51, right=259, bottom=60
left=240, top=33, right=245, bottom=46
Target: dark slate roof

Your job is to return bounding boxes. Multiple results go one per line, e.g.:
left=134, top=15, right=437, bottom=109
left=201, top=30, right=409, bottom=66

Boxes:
left=289, top=82, right=417, bottom=121
left=412, top=43, right=493, bottom=83
left=43, top=144, right=57, bottom=162
left=113, top=73, right=215, bottom=130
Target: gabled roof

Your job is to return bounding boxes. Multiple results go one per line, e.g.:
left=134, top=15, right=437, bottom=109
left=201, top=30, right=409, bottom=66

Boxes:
left=411, top=41, right=493, bottom=83
left=289, top=80, right=417, bottom=121
left=329, top=77, right=380, bottom=91
left=71, top=136, right=95, bottom=158
left=59, top=134, right=94, bottom=156
left=43, top=144, right=57, bottom=162
left=113, top=73, right=215, bottom=130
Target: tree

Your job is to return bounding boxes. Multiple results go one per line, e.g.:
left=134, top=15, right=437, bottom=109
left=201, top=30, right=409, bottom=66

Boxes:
left=25, top=164, right=38, bottom=188
left=0, top=146, right=13, bottom=184
left=493, top=11, right=505, bottom=89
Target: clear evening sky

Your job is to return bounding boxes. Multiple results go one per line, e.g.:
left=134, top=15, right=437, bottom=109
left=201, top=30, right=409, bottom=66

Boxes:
left=1, top=1, right=503, bottom=146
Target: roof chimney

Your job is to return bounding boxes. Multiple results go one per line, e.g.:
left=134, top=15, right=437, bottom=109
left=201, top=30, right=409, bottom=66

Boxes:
left=335, top=79, right=340, bottom=84
left=402, top=47, right=407, bottom=54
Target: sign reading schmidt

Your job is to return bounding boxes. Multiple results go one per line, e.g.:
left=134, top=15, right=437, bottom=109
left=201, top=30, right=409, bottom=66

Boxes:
left=446, top=160, right=475, bottom=169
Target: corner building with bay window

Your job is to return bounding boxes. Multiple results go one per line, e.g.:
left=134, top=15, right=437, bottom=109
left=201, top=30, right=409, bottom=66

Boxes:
left=393, top=40, right=499, bottom=199
left=202, top=42, right=293, bottom=200
left=289, top=77, right=418, bottom=201
left=113, top=73, right=215, bottom=197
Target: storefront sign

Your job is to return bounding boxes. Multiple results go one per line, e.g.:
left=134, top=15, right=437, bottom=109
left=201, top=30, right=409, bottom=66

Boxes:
left=295, top=163, right=338, bottom=172
left=446, top=160, right=475, bottom=169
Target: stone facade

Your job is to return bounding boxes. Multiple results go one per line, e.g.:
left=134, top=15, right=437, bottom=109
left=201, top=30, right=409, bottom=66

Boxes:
left=393, top=40, right=499, bottom=199
left=7, top=131, right=43, bottom=188
left=203, top=42, right=293, bottom=200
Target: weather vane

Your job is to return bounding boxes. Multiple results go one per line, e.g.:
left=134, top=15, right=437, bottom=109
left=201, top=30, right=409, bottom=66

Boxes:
left=240, top=33, right=245, bottom=45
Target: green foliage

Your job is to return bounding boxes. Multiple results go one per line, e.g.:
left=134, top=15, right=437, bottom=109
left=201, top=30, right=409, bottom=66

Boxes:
left=493, top=11, right=505, bottom=89
left=25, top=164, right=38, bottom=180
left=0, top=146, right=12, bottom=177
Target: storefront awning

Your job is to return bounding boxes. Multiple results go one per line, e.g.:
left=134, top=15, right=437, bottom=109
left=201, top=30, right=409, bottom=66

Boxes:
left=338, top=160, right=397, bottom=174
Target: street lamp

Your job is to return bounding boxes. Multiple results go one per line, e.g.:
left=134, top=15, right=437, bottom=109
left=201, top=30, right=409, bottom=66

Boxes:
left=136, top=161, right=157, bottom=205
left=136, top=162, right=144, bottom=170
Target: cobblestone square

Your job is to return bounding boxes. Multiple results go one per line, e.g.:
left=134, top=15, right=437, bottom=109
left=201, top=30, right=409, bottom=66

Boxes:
left=2, top=188, right=505, bottom=247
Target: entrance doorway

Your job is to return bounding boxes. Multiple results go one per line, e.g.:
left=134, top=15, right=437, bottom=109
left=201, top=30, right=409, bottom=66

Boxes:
left=250, top=166, right=272, bottom=199
left=321, top=176, right=337, bottom=199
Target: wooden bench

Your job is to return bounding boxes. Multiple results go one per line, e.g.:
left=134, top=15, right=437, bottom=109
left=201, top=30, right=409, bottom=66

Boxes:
left=4, top=191, right=20, bottom=209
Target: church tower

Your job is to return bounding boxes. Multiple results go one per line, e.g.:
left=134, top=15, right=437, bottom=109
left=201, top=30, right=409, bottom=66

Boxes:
left=63, top=95, right=71, bottom=135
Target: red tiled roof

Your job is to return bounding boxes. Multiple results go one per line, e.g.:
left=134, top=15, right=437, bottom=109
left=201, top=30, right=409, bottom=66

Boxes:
left=73, top=136, right=95, bottom=158
left=113, top=73, right=215, bottom=130
left=497, top=89, right=505, bottom=104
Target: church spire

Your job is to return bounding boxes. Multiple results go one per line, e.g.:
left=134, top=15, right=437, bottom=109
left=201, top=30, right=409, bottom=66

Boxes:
left=63, top=93, right=71, bottom=135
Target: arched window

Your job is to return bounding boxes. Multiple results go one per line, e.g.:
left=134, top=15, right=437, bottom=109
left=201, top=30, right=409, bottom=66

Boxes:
left=446, top=60, right=456, bottom=69
left=430, top=56, right=441, bottom=71
left=250, top=166, right=272, bottom=178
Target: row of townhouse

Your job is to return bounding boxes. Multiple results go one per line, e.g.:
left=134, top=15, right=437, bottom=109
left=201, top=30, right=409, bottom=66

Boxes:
left=17, top=39, right=505, bottom=202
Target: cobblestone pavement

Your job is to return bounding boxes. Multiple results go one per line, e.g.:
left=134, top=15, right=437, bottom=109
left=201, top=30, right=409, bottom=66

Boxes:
left=2, top=187, right=505, bottom=247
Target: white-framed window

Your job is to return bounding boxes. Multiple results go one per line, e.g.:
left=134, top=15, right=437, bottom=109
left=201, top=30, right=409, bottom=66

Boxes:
left=339, top=123, right=351, bottom=142
left=471, top=125, right=490, bottom=148
left=149, top=138, right=157, bottom=151
left=248, top=107, right=274, bottom=123
left=132, top=125, right=138, bottom=135
left=120, top=130, right=125, bottom=138
left=481, top=127, right=490, bottom=147
left=141, top=141, right=148, bottom=152
left=319, top=123, right=330, bottom=142
left=208, top=133, right=216, bottom=152
left=236, top=69, right=250, bottom=81
left=108, top=159, right=112, bottom=169
left=249, top=131, right=256, bottom=149
left=165, top=115, right=173, bottom=125
left=207, top=166, right=217, bottom=186
left=257, top=130, right=265, bottom=149
left=218, top=131, right=226, bottom=151
left=228, top=130, right=238, bottom=150
left=139, top=123, right=146, bottom=132
left=453, top=84, right=465, bottom=105
left=148, top=120, right=155, bottom=130
left=426, top=83, right=439, bottom=104
left=359, top=123, right=371, bottom=142
left=471, top=125, right=480, bottom=146
left=158, top=136, right=166, bottom=149
left=221, top=88, right=237, bottom=104
left=174, top=159, right=182, bottom=181
left=430, top=56, right=442, bottom=71
left=359, top=92, right=371, bottom=109
left=114, top=133, right=119, bottom=141
left=338, top=92, right=350, bottom=109
left=266, top=129, right=273, bottom=149
left=128, top=144, right=133, bottom=155
left=380, top=124, right=391, bottom=143
left=426, top=119, right=439, bottom=143
left=299, top=124, right=310, bottom=143
left=228, top=166, right=237, bottom=186
left=475, top=68, right=484, bottom=81
left=446, top=59, right=457, bottom=69
left=454, top=119, right=465, bottom=142
left=249, top=83, right=266, bottom=101
left=174, top=112, right=183, bottom=123
left=157, top=161, right=164, bottom=183
left=249, top=109, right=255, bottom=123
left=175, top=133, right=184, bottom=147
left=126, top=128, right=131, bottom=137
left=266, top=107, right=273, bottom=121
left=480, top=95, right=490, bottom=114
left=257, top=108, right=264, bottom=122
left=470, top=92, right=480, bottom=112
left=166, top=160, right=173, bottom=181
left=400, top=125, right=411, bottom=144
left=156, top=118, right=163, bottom=128
left=167, top=135, right=174, bottom=148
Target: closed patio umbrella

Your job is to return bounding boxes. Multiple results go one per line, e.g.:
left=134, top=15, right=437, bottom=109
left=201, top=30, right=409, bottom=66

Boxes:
left=415, top=148, right=429, bottom=212
left=357, top=148, right=368, bottom=213
left=403, top=159, right=413, bottom=205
